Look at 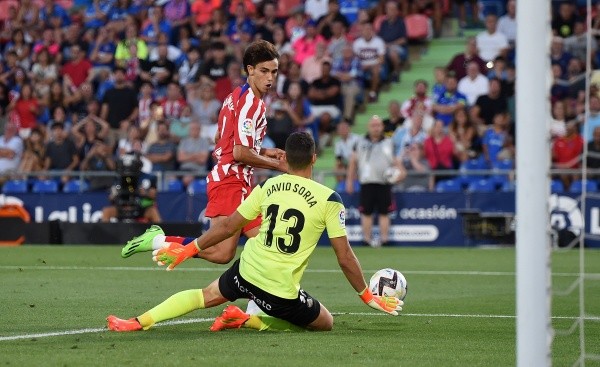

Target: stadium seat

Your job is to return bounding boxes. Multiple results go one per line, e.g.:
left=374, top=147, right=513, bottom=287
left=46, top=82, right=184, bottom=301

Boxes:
left=2, top=180, right=28, bottom=194
left=63, top=180, right=89, bottom=193
left=166, top=179, right=184, bottom=193
left=187, top=179, right=207, bottom=195
left=435, top=179, right=463, bottom=193
left=551, top=180, right=565, bottom=194
left=32, top=180, right=59, bottom=194
left=569, top=180, right=599, bottom=193
left=490, top=159, right=513, bottom=187
left=500, top=181, right=516, bottom=192
left=467, top=178, right=496, bottom=193
left=335, top=180, right=360, bottom=193
left=458, top=157, right=488, bottom=186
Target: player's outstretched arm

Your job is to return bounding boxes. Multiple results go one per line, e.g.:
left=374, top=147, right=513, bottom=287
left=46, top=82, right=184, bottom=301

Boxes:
left=233, top=145, right=288, bottom=172
left=154, top=211, right=250, bottom=270
left=330, top=236, right=403, bottom=316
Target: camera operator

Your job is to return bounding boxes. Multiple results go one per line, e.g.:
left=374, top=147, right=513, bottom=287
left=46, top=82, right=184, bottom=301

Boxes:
left=101, top=145, right=161, bottom=223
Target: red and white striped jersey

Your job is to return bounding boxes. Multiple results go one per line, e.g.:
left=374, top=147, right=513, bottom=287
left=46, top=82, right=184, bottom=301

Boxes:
left=161, top=98, right=187, bottom=120
left=208, top=83, right=267, bottom=186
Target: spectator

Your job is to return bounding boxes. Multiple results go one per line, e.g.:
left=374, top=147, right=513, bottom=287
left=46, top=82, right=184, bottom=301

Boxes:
left=164, top=0, right=192, bottom=44
left=327, top=20, right=350, bottom=61
left=292, top=20, right=325, bottom=65
left=447, top=37, right=488, bottom=81
left=16, top=0, right=39, bottom=30
left=117, top=125, right=146, bottom=159
left=44, top=123, right=79, bottom=184
left=398, top=141, right=430, bottom=192
left=187, top=84, right=219, bottom=141
left=39, top=0, right=71, bottom=29
left=282, top=61, right=309, bottom=96
left=403, top=101, right=435, bottom=133
left=61, top=44, right=93, bottom=89
left=331, top=45, right=362, bottom=121
left=89, top=27, right=117, bottom=73
left=146, top=122, right=177, bottom=173
left=476, top=14, right=509, bottom=62
left=455, top=0, right=479, bottom=29
left=72, top=116, right=110, bottom=161
left=141, top=6, right=172, bottom=48
left=301, top=42, right=332, bottom=84
left=377, top=0, right=407, bottom=81
left=47, top=106, right=72, bottom=136
left=226, top=3, right=255, bottom=55
left=457, top=61, right=490, bottom=106
left=214, top=61, right=246, bottom=102
left=84, top=0, right=113, bottom=30
left=101, top=67, right=139, bottom=145
left=333, top=119, right=360, bottom=182
left=161, top=82, right=187, bottom=121
left=254, top=2, right=285, bottom=43
left=61, top=25, right=84, bottom=63
left=346, top=115, right=403, bottom=247
left=383, top=100, right=404, bottom=137
left=470, top=78, right=508, bottom=128
left=401, top=79, right=433, bottom=119
left=170, top=105, right=193, bottom=143
left=551, top=100, right=568, bottom=139
left=199, top=8, right=228, bottom=45
left=32, top=28, right=61, bottom=60
left=140, top=43, right=177, bottom=97
left=178, top=47, right=202, bottom=88
left=582, top=95, right=600, bottom=141
left=80, top=138, right=117, bottom=191
left=487, top=56, right=509, bottom=81
left=550, top=37, right=572, bottom=78
left=497, top=0, right=516, bottom=46
left=18, top=127, right=46, bottom=175
left=553, top=121, right=583, bottom=191
left=177, top=121, right=211, bottom=185
left=138, top=82, right=155, bottom=126
left=448, top=108, right=478, bottom=162
left=272, top=24, right=294, bottom=56
left=191, top=0, right=222, bottom=29
left=316, top=0, right=350, bottom=41
left=29, top=48, right=58, bottom=97
left=8, top=83, right=39, bottom=136
left=564, top=20, right=592, bottom=63
left=586, top=126, right=600, bottom=179
left=353, top=21, right=386, bottom=102
left=199, top=41, right=233, bottom=82
left=266, top=99, right=295, bottom=149
left=432, top=73, right=467, bottom=126
left=424, top=119, right=456, bottom=184
left=115, top=24, right=149, bottom=67
left=482, top=112, right=510, bottom=168
left=0, top=119, right=23, bottom=180
left=308, top=60, right=342, bottom=136
left=552, top=2, right=578, bottom=38
left=285, top=81, right=315, bottom=134
left=395, top=112, right=427, bottom=161
left=431, top=66, right=446, bottom=101
left=5, top=29, right=31, bottom=70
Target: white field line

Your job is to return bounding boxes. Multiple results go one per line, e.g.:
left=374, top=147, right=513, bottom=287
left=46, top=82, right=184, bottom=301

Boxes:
left=0, top=265, right=598, bottom=278
left=1, top=313, right=599, bottom=343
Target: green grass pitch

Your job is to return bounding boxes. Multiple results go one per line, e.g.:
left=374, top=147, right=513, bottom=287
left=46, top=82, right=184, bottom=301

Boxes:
left=0, top=246, right=598, bottom=366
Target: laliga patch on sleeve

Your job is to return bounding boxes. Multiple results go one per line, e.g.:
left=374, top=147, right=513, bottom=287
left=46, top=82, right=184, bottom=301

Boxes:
left=339, top=209, right=346, bottom=228
left=240, top=118, right=254, bottom=136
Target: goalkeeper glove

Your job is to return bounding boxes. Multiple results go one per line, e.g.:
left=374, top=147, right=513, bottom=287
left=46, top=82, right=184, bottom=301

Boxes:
left=152, top=240, right=200, bottom=271
left=358, top=287, right=403, bottom=316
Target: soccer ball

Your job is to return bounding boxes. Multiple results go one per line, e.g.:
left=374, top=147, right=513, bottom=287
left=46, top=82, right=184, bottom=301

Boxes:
left=369, top=268, right=408, bottom=300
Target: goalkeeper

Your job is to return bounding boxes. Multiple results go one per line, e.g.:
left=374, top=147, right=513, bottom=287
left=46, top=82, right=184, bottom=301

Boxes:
left=107, top=132, right=403, bottom=332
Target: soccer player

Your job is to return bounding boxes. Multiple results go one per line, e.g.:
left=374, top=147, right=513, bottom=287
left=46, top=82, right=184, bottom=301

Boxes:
left=107, top=132, right=403, bottom=332
left=120, top=40, right=287, bottom=265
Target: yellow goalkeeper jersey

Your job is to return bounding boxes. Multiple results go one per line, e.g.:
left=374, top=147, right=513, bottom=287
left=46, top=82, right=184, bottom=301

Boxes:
left=236, top=174, right=347, bottom=299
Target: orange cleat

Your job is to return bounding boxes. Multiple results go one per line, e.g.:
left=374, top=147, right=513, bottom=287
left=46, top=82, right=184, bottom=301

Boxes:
left=106, top=315, right=143, bottom=331
left=209, top=305, right=250, bottom=332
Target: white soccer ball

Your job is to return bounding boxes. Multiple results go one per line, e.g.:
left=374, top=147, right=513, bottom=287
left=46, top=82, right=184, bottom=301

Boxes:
left=369, top=268, right=408, bottom=300
left=384, top=167, right=402, bottom=184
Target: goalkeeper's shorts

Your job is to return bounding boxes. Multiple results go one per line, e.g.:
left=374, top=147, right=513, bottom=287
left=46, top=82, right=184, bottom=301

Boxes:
left=218, top=259, right=321, bottom=327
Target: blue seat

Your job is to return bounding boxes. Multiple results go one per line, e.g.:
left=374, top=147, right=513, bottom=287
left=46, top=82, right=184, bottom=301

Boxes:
left=435, top=179, right=463, bottom=193
left=187, top=179, right=207, bottom=195
left=501, top=181, right=516, bottom=192
left=32, top=180, right=59, bottom=194
left=467, top=178, right=496, bottom=192
left=458, top=157, right=489, bottom=186
left=2, top=180, right=28, bottom=194
left=166, top=179, right=184, bottom=193
left=490, top=159, right=513, bottom=187
left=63, top=179, right=89, bottom=193
left=335, top=180, right=360, bottom=193
left=551, top=179, right=565, bottom=194
left=570, top=180, right=598, bottom=193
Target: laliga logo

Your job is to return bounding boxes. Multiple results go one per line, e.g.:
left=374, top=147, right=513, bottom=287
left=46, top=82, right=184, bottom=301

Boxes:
left=549, top=194, right=583, bottom=236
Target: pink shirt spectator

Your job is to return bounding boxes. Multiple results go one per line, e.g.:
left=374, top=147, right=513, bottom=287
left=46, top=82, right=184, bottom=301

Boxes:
left=292, top=34, right=326, bottom=64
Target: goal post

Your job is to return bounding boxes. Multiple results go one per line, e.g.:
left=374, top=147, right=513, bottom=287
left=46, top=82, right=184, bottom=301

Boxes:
left=515, top=0, right=552, bottom=365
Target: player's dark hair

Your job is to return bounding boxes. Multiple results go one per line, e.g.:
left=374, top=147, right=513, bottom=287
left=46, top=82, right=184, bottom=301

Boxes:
left=285, top=132, right=315, bottom=170
left=243, top=40, right=279, bottom=74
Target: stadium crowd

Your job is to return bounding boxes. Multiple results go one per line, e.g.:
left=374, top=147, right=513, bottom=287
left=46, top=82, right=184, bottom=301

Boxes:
left=0, top=0, right=598, bottom=194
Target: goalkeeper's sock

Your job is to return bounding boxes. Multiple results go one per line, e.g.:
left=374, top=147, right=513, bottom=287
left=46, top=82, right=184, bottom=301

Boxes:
left=244, top=315, right=305, bottom=332
left=137, top=289, right=205, bottom=330
left=152, top=235, right=196, bottom=250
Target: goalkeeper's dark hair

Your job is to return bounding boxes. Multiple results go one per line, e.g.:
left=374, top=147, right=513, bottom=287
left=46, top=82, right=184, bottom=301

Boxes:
left=285, top=132, right=315, bottom=170
left=243, top=40, right=279, bottom=74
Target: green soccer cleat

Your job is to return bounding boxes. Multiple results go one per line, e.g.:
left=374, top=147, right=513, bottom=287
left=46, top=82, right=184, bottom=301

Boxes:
left=121, top=225, right=164, bottom=258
